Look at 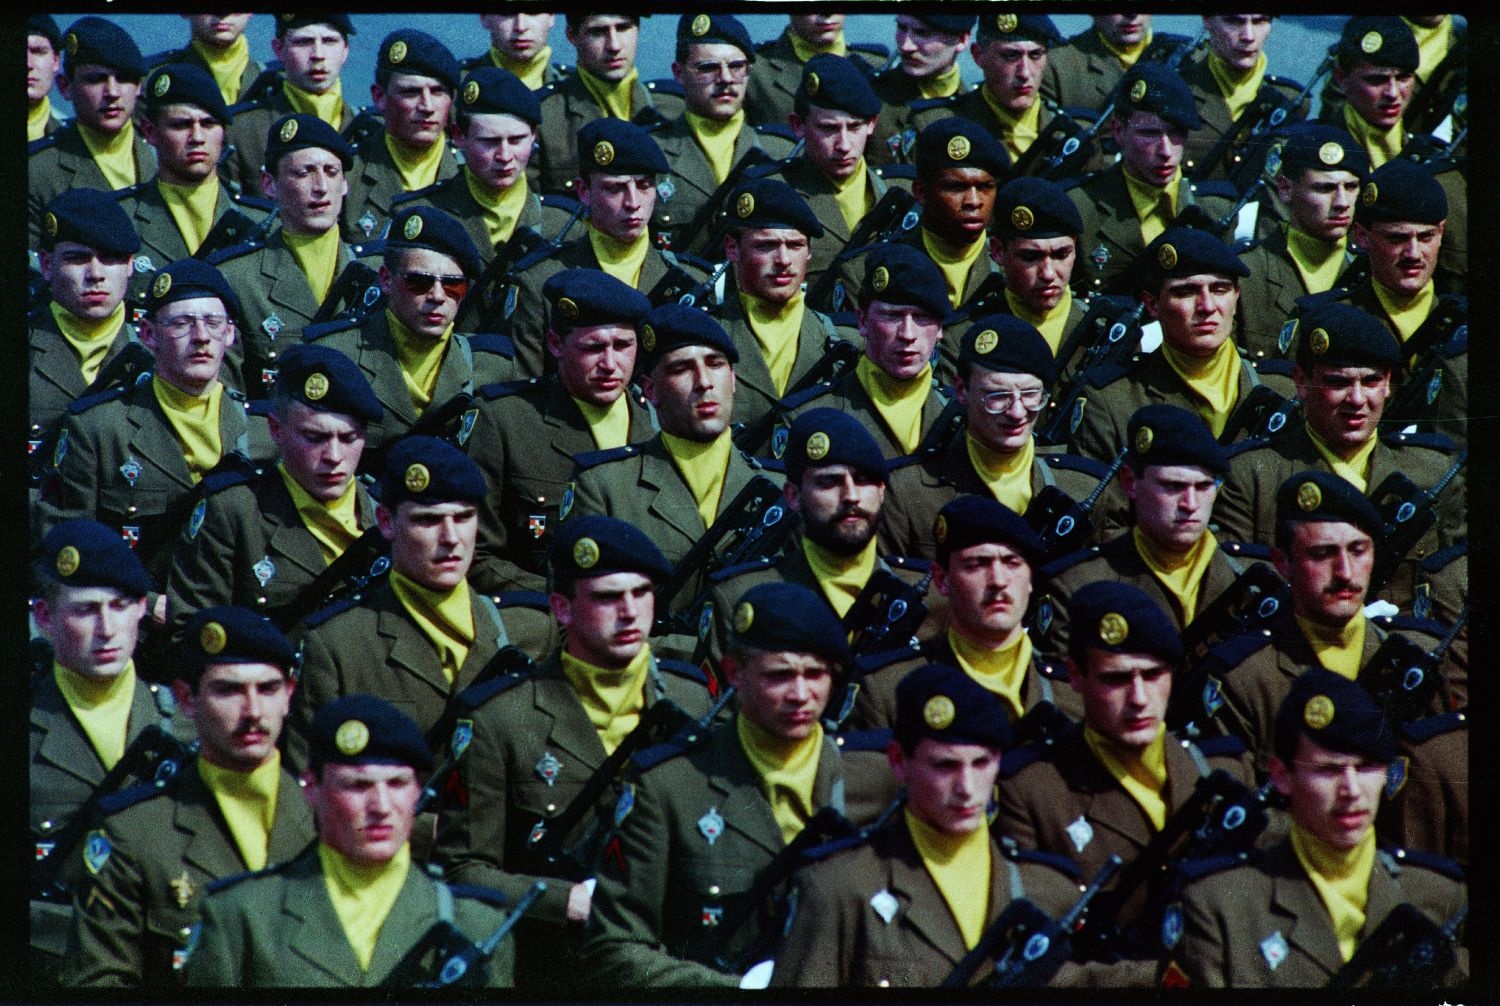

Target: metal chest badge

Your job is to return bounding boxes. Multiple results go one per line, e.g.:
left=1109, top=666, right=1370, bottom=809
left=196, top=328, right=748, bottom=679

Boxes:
left=170, top=870, right=195, bottom=909
left=358, top=210, right=378, bottom=238
left=120, top=457, right=142, bottom=487
left=870, top=888, right=899, bottom=924
left=262, top=313, right=283, bottom=340
left=1066, top=815, right=1094, bottom=853
left=1259, top=930, right=1288, bottom=971
left=1091, top=245, right=1110, bottom=269
left=253, top=556, right=276, bottom=587
left=658, top=177, right=676, bottom=203
left=535, top=751, right=563, bottom=786
left=698, top=805, right=725, bottom=845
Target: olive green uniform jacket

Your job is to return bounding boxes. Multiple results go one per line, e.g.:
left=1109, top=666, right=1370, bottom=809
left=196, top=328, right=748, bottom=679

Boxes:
left=393, top=170, right=578, bottom=275
left=908, top=90, right=1094, bottom=179
left=223, top=75, right=359, bottom=192
left=530, top=73, right=665, bottom=197
left=1178, top=50, right=1308, bottom=182
left=649, top=115, right=797, bottom=252
left=1235, top=228, right=1361, bottom=360
left=743, top=32, right=885, bottom=129
left=1041, top=30, right=1191, bottom=115
left=28, top=124, right=156, bottom=249
left=869, top=66, right=974, bottom=166
left=29, top=306, right=141, bottom=445
left=341, top=130, right=461, bottom=243
left=781, top=366, right=958, bottom=462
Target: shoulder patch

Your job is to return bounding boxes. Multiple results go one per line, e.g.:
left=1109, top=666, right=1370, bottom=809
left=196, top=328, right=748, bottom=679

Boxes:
left=66, top=383, right=131, bottom=415
left=572, top=444, right=639, bottom=471
left=656, top=658, right=709, bottom=686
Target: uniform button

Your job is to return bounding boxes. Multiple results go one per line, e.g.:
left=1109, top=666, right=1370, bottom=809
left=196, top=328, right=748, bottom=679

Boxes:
left=546, top=803, right=556, bottom=813
left=708, top=885, right=720, bottom=896
left=180, top=927, right=192, bottom=940
left=878, top=978, right=890, bottom=987
left=255, top=596, right=267, bottom=606
left=40, top=819, right=53, bottom=832
left=127, top=505, right=138, bottom=514
left=537, top=495, right=546, bottom=503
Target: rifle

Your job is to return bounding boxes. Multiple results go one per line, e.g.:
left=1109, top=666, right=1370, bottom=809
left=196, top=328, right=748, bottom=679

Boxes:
left=1019, top=103, right=1098, bottom=181
left=1358, top=601, right=1466, bottom=730
left=1383, top=308, right=1465, bottom=432
left=1024, top=446, right=1128, bottom=563
left=308, top=260, right=383, bottom=328
left=1212, top=138, right=1288, bottom=240
left=265, top=526, right=388, bottom=632
left=459, top=199, right=588, bottom=334
left=670, top=147, right=776, bottom=260
left=193, top=208, right=275, bottom=264
left=943, top=854, right=1123, bottom=988
left=1196, top=55, right=1328, bottom=187
left=1327, top=900, right=1466, bottom=988
left=1035, top=300, right=1146, bottom=446
left=1368, top=448, right=1466, bottom=596
left=731, top=338, right=862, bottom=455
left=1217, top=383, right=1302, bottom=446
left=804, top=187, right=920, bottom=312
left=845, top=566, right=933, bottom=658
left=381, top=879, right=547, bottom=988
left=675, top=256, right=733, bottom=309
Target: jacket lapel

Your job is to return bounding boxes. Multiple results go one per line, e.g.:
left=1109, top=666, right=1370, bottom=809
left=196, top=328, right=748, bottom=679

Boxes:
left=365, top=865, right=438, bottom=984
left=284, top=854, right=366, bottom=984
left=532, top=667, right=605, bottom=769
left=884, top=826, right=968, bottom=964
left=1268, top=843, right=1342, bottom=977
left=641, top=444, right=708, bottom=545
left=130, top=386, right=195, bottom=490
left=378, top=603, right=451, bottom=699
left=708, top=727, right=782, bottom=856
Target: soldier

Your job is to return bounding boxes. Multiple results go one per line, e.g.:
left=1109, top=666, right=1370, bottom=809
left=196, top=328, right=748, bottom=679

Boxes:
left=1398, top=15, right=1466, bottom=136
left=30, top=520, right=187, bottom=979
left=467, top=13, right=564, bottom=89
left=582, top=580, right=882, bottom=986
left=782, top=244, right=956, bottom=461
left=1041, top=14, right=1194, bottom=115
left=342, top=30, right=461, bottom=243
left=772, top=662, right=1087, bottom=986
left=164, top=344, right=382, bottom=633
left=28, top=17, right=154, bottom=249
left=146, top=15, right=260, bottom=107
left=1067, top=228, right=1296, bottom=462
left=743, top=14, right=886, bottom=130
left=1235, top=123, right=1368, bottom=358
left=998, top=580, right=1255, bottom=979
left=467, top=270, right=654, bottom=596
left=434, top=516, right=713, bottom=991
left=289, top=436, right=556, bottom=777
left=27, top=14, right=64, bottom=142
left=65, top=606, right=315, bottom=988
left=867, top=15, right=975, bottom=166
left=36, top=258, right=250, bottom=588
left=1168, top=669, right=1465, bottom=987
left=186, top=694, right=516, bottom=987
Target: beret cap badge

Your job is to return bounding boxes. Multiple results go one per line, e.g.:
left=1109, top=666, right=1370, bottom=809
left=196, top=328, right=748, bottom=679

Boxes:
left=806, top=71, right=820, bottom=96
left=805, top=431, right=831, bottom=461
left=388, top=39, right=407, bottom=64
left=1309, top=328, right=1330, bottom=355
left=573, top=536, right=600, bottom=569
left=1011, top=206, right=1034, bottom=231
left=947, top=135, right=971, bottom=161
left=733, top=601, right=754, bottom=634
left=336, top=719, right=370, bottom=755
left=974, top=329, right=999, bottom=355
left=1361, top=182, right=1378, bottom=206
left=56, top=545, right=80, bottom=578
left=691, top=14, right=711, bottom=37
left=640, top=324, right=656, bottom=353
left=556, top=296, right=580, bottom=322
left=152, top=273, right=173, bottom=299
left=404, top=463, right=430, bottom=493
left=403, top=215, right=423, bottom=240
left=1318, top=141, right=1343, bottom=165
left=1131, top=79, right=1148, bottom=102
left=65, top=32, right=79, bottom=56
left=1303, top=694, right=1335, bottom=729
left=1361, top=31, right=1382, bottom=54
left=933, top=514, right=948, bottom=544
left=1133, top=425, right=1154, bottom=453
left=996, top=14, right=1019, bottom=33
left=154, top=73, right=171, bottom=98
left=464, top=80, right=480, bottom=104
left=872, top=266, right=889, bottom=292
left=280, top=118, right=298, bottom=142
left=44, top=213, right=58, bottom=238
left=200, top=621, right=228, bottom=655
left=304, top=372, right=329, bottom=401
left=1296, top=480, right=1323, bottom=511
left=593, top=139, right=615, bottom=167
left=1098, top=612, right=1130, bottom=646
left=1158, top=244, right=1178, bottom=270
left=736, top=192, right=755, bottom=218
left=924, top=695, right=955, bottom=730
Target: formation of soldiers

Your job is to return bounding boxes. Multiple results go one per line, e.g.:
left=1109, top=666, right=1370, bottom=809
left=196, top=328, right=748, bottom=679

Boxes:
left=26, top=10, right=1468, bottom=992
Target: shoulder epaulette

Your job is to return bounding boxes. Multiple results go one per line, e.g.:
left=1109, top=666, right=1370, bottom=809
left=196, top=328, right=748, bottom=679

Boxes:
left=708, top=556, right=775, bottom=584
left=849, top=41, right=890, bottom=61
left=1038, top=451, right=1110, bottom=479
left=655, top=657, right=709, bottom=686
left=754, top=122, right=798, bottom=144
left=493, top=589, right=550, bottom=612
left=114, top=181, right=151, bottom=201
left=645, top=77, right=683, bottom=98
left=873, top=163, right=917, bottom=181
left=1227, top=435, right=1275, bottom=460
left=509, top=240, right=564, bottom=276
left=1264, top=73, right=1306, bottom=92
left=539, top=192, right=583, bottom=214
left=205, top=860, right=289, bottom=895
left=66, top=383, right=132, bottom=415
left=476, top=376, right=543, bottom=401
left=303, top=593, right=362, bottom=629
left=1418, top=539, right=1466, bottom=573
left=448, top=882, right=510, bottom=909
left=884, top=554, right=931, bottom=573
left=453, top=666, right=531, bottom=713
left=825, top=309, right=859, bottom=329
left=1177, top=850, right=1256, bottom=883
left=997, top=740, right=1051, bottom=779
left=1204, top=627, right=1277, bottom=667
left=1058, top=170, right=1101, bottom=193
left=1187, top=733, right=1248, bottom=760
left=1381, top=429, right=1459, bottom=452
left=885, top=450, right=928, bottom=473
left=572, top=443, right=642, bottom=471
left=832, top=727, right=892, bottom=753
left=774, top=379, right=834, bottom=413
left=98, top=776, right=177, bottom=816
left=1253, top=357, right=1294, bottom=377
left=1188, top=178, right=1239, bottom=202
left=150, top=682, right=178, bottom=718
left=1293, top=289, right=1341, bottom=313
left=1370, top=613, right=1446, bottom=637
left=1038, top=544, right=1101, bottom=580
left=535, top=81, right=561, bottom=101
left=29, top=133, right=60, bottom=155
left=631, top=721, right=716, bottom=772
left=229, top=191, right=277, bottom=213
left=391, top=179, right=447, bottom=206
left=753, top=37, right=782, bottom=56
left=466, top=332, right=516, bottom=359
left=1084, top=360, right=1132, bottom=389
left=1381, top=846, right=1465, bottom=882
left=854, top=644, right=920, bottom=675
left=246, top=398, right=273, bottom=419
left=204, top=237, right=266, bottom=266
left=1035, top=657, right=1071, bottom=682
left=200, top=458, right=261, bottom=496
left=1220, top=540, right=1273, bottom=561
left=1003, top=844, right=1082, bottom=881
left=303, top=316, right=362, bottom=342
left=1399, top=709, right=1466, bottom=744
left=908, top=94, right=958, bottom=115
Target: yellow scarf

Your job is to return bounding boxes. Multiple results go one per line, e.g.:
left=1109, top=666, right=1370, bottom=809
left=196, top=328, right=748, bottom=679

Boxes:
left=560, top=644, right=652, bottom=756
left=917, top=64, right=962, bottom=100
left=966, top=431, right=1035, bottom=513
left=984, top=88, right=1043, bottom=161
left=588, top=225, right=650, bottom=289
left=1295, top=613, right=1366, bottom=680
left=1404, top=17, right=1453, bottom=86
left=829, top=157, right=872, bottom=233
left=283, top=227, right=342, bottom=304
left=1162, top=338, right=1240, bottom=437
left=389, top=570, right=474, bottom=683
left=685, top=110, right=745, bottom=186
left=789, top=32, right=847, bottom=63
left=856, top=355, right=929, bottom=454
left=387, top=309, right=452, bottom=412
left=158, top=178, right=221, bottom=254
left=1084, top=723, right=1168, bottom=831
left=1099, top=28, right=1152, bottom=68
left=1290, top=824, right=1376, bottom=962
left=51, top=302, right=125, bottom=385
left=29, top=96, right=52, bottom=142
left=1134, top=526, right=1218, bottom=624
left=662, top=429, right=734, bottom=528
left=1374, top=280, right=1434, bottom=345
left=1286, top=226, right=1348, bottom=295
left=1207, top=52, right=1267, bottom=122
left=922, top=229, right=986, bottom=308
left=278, top=462, right=361, bottom=564
left=383, top=133, right=445, bottom=193
left=54, top=660, right=136, bottom=771
left=1003, top=287, right=1073, bottom=356
left=1343, top=104, right=1402, bottom=169
left=905, top=808, right=992, bottom=949
left=949, top=627, right=1032, bottom=720
left=153, top=376, right=224, bottom=482
left=318, top=841, right=411, bottom=971
left=465, top=168, right=531, bottom=248
left=192, top=35, right=250, bottom=104
left=199, top=750, right=282, bottom=871
left=573, top=393, right=633, bottom=450
left=79, top=121, right=139, bottom=190
left=1124, top=166, right=1181, bottom=244
left=802, top=537, right=877, bottom=619
left=742, top=291, right=805, bottom=396
left=1307, top=426, right=1378, bottom=493
left=284, top=78, right=346, bottom=128
left=577, top=66, right=639, bottom=120
left=737, top=714, right=823, bottom=845
left=493, top=44, right=553, bottom=91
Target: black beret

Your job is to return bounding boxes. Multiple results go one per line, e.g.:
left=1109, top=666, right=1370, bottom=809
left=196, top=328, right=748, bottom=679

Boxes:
left=934, top=494, right=1044, bottom=567
left=976, top=13, right=1063, bottom=47
left=63, top=17, right=144, bottom=79
left=1337, top=16, right=1419, bottom=72
left=265, top=113, right=355, bottom=172
left=380, top=435, right=487, bottom=508
left=1291, top=302, right=1401, bottom=371
left=677, top=13, right=754, bottom=60
left=1140, top=226, right=1249, bottom=291
left=309, top=694, right=433, bottom=772
left=542, top=268, right=652, bottom=331
left=29, top=14, right=62, bottom=48
left=144, top=259, right=241, bottom=318
left=1275, top=469, right=1383, bottom=541
left=993, top=176, right=1082, bottom=240
left=275, top=14, right=354, bottom=39
left=42, top=188, right=140, bottom=256
left=550, top=514, right=673, bottom=589
left=272, top=343, right=383, bottom=423
left=142, top=63, right=230, bottom=123
left=1117, top=63, right=1201, bottom=132
left=1274, top=666, right=1395, bottom=764
left=796, top=54, right=880, bottom=119
left=1067, top=581, right=1184, bottom=665
left=916, top=116, right=1010, bottom=178
left=36, top=519, right=152, bottom=598
left=894, top=663, right=1013, bottom=751
left=578, top=117, right=670, bottom=176
left=1356, top=158, right=1448, bottom=226
left=376, top=29, right=459, bottom=91
left=1277, top=123, right=1369, bottom=181
left=959, top=313, right=1058, bottom=384
left=911, top=15, right=976, bottom=37
left=639, top=302, right=738, bottom=370
left=785, top=407, right=887, bottom=483
left=386, top=205, right=483, bottom=279
left=459, top=66, right=543, bottom=126
left=860, top=243, right=952, bottom=319
left=725, top=177, right=825, bottom=237
left=729, top=582, right=850, bottom=668
left=1126, top=403, right=1229, bottom=476
left=179, top=605, right=297, bottom=677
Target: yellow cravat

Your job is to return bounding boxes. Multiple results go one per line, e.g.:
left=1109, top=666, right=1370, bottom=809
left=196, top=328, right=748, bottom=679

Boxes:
left=387, top=309, right=452, bottom=413
left=789, top=33, right=847, bottom=63
left=917, top=64, right=961, bottom=100
left=828, top=157, right=872, bottom=233
left=278, top=462, right=360, bottom=564
left=1404, top=17, right=1453, bottom=86
left=389, top=570, right=474, bottom=683
left=1098, top=28, right=1152, bottom=69
left=965, top=431, right=1035, bottom=514
left=1124, top=166, right=1181, bottom=244
left=318, top=841, right=411, bottom=971
left=158, top=178, right=221, bottom=254
left=560, top=644, right=652, bottom=756
left=465, top=168, right=531, bottom=248
left=922, top=229, right=986, bottom=308
left=284, top=79, right=346, bottom=128
left=1307, top=426, right=1378, bottom=493
left=742, top=292, right=805, bottom=396
left=54, top=661, right=136, bottom=771
left=802, top=537, right=877, bottom=619
left=1295, top=613, right=1366, bottom=680
left=662, top=429, right=734, bottom=529
left=29, top=96, right=52, bottom=143
left=153, top=376, right=224, bottom=482
left=198, top=750, right=282, bottom=871
left=494, top=44, right=553, bottom=91
left=283, top=227, right=342, bottom=305
left=1004, top=287, right=1073, bottom=356
left=588, top=225, right=650, bottom=288
left=572, top=393, right=633, bottom=450
left=984, top=88, right=1043, bottom=160
left=855, top=355, right=929, bottom=454
left=1373, top=280, right=1434, bottom=346
left=384, top=133, right=445, bottom=193
left=577, top=66, right=639, bottom=120
left=948, top=627, right=1032, bottom=720
left=1134, top=526, right=1218, bottom=624
left=1084, top=723, right=1168, bottom=831
left=51, top=302, right=125, bottom=386
left=1343, top=104, right=1403, bottom=169
left=191, top=35, right=250, bottom=104
left=79, top=121, right=139, bottom=190
left=1161, top=338, right=1240, bottom=437
left=1285, top=226, right=1348, bottom=295
left=737, top=714, right=823, bottom=845
left=1207, top=52, right=1267, bottom=122
left=685, top=111, right=745, bottom=186
left=905, top=808, right=992, bottom=949
left=1291, top=824, right=1376, bottom=962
